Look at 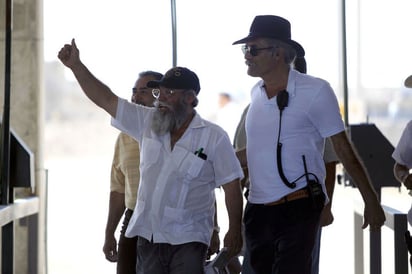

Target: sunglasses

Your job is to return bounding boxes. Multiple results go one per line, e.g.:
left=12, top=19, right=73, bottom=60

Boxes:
left=241, top=45, right=274, bottom=57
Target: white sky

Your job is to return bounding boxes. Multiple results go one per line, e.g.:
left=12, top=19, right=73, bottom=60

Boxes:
left=44, top=0, right=412, bottom=118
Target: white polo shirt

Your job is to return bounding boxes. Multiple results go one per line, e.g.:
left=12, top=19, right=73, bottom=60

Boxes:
left=393, top=120, right=412, bottom=168
left=246, top=69, right=345, bottom=204
left=111, top=98, right=243, bottom=245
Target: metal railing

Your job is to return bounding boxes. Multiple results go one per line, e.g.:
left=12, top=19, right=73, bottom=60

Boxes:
left=354, top=201, right=409, bottom=274
left=1, top=196, right=40, bottom=274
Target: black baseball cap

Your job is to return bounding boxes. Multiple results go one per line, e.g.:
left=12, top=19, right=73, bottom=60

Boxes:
left=147, top=67, right=201, bottom=94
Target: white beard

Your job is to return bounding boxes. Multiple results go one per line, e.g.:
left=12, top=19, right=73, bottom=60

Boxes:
left=151, top=99, right=189, bottom=136
left=151, top=107, right=175, bottom=136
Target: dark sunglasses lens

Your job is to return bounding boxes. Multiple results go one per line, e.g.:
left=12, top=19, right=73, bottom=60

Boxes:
left=249, top=47, right=258, bottom=56
left=241, top=45, right=258, bottom=56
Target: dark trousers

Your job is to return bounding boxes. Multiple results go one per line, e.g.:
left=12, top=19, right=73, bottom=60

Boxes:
left=244, top=197, right=321, bottom=274
left=117, top=209, right=138, bottom=274
left=136, top=237, right=208, bottom=274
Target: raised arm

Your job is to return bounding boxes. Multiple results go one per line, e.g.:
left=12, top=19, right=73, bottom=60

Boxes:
left=330, top=131, right=386, bottom=230
left=58, top=39, right=118, bottom=117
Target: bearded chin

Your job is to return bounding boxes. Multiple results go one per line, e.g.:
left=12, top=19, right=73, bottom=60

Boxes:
left=151, top=110, right=176, bottom=136
left=151, top=97, right=189, bottom=136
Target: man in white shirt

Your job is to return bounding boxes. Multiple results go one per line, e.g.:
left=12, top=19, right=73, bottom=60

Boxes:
left=58, top=39, right=244, bottom=274
left=233, top=15, right=385, bottom=274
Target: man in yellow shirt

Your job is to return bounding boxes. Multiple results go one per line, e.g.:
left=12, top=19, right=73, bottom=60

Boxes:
left=103, top=71, right=162, bottom=274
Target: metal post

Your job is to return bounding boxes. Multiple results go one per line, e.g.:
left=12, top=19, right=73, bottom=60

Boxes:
left=1, top=0, right=13, bottom=205
left=370, top=189, right=382, bottom=274
left=2, top=222, right=14, bottom=273
left=170, top=0, right=177, bottom=67
left=369, top=230, right=382, bottom=274
left=340, top=0, right=349, bottom=127
left=394, top=213, right=408, bottom=274
left=1, top=1, right=14, bottom=273
left=354, top=211, right=364, bottom=274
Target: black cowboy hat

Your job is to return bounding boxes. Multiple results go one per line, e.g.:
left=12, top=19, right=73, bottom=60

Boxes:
left=233, top=15, right=305, bottom=57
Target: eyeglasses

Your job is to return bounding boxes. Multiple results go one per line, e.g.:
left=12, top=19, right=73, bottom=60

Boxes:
left=241, top=45, right=274, bottom=56
left=152, top=88, right=180, bottom=99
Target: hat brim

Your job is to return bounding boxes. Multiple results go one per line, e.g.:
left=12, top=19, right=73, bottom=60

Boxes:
left=232, top=35, right=305, bottom=57
left=405, top=75, right=412, bottom=88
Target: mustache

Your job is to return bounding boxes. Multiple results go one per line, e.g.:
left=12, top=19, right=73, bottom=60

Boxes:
left=154, top=100, right=172, bottom=110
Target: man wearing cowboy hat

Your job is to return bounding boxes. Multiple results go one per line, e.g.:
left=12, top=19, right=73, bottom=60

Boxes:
left=234, top=15, right=385, bottom=274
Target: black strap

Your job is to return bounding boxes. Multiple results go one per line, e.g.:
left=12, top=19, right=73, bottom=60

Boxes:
left=276, top=90, right=296, bottom=189
left=277, top=142, right=296, bottom=188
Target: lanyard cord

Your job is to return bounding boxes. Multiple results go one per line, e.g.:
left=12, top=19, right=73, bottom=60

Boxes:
left=275, top=90, right=320, bottom=188
left=276, top=110, right=297, bottom=189
left=276, top=90, right=297, bottom=189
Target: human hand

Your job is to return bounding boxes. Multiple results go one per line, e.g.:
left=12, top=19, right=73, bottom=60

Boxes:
left=102, top=235, right=118, bottom=262
left=223, top=228, right=243, bottom=259
left=57, top=38, right=81, bottom=69
left=207, top=230, right=220, bottom=259
left=405, top=230, right=412, bottom=254
left=362, top=197, right=386, bottom=231
left=319, top=204, right=334, bottom=227
left=403, top=174, right=412, bottom=190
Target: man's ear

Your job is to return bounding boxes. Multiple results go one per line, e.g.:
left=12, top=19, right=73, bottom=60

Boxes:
left=185, top=91, right=196, bottom=106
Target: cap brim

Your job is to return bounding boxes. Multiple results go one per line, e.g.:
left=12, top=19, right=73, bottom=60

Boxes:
left=405, top=75, right=412, bottom=88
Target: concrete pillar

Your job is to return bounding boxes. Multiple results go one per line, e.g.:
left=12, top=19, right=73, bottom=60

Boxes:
left=0, top=0, right=46, bottom=273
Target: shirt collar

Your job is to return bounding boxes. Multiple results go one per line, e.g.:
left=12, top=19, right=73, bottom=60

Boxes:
left=257, top=69, right=299, bottom=98
left=286, top=69, right=299, bottom=99
left=188, top=111, right=207, bottom=129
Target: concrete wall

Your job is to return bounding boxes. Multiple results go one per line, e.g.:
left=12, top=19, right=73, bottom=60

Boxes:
left=0, top=0, right=45, bottom=273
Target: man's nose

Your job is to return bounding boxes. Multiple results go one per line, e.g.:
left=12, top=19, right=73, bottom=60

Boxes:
left=131, top=94, right=138, bottom=103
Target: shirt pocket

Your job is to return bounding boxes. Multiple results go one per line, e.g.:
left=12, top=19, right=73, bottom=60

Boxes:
left=174, top=146, right=206, bottom=179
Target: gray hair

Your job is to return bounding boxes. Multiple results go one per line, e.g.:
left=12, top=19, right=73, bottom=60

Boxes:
left=138, top=70, right=163, bottom=81
left=264, top=38, right=297, bottom=65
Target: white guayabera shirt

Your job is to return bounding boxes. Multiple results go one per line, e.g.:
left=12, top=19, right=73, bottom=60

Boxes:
left=111, top=98, right=243, bottom=245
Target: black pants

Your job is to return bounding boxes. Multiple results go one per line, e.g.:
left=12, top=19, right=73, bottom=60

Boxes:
left=117, top=209, right=138, bottom=274
left=244, top=197, right=321, bottom=274
left=136, top=237, right=208, bottom=274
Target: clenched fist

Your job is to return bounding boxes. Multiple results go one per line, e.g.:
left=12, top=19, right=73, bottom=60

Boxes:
left=58, top=38, right=80, bottom=69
